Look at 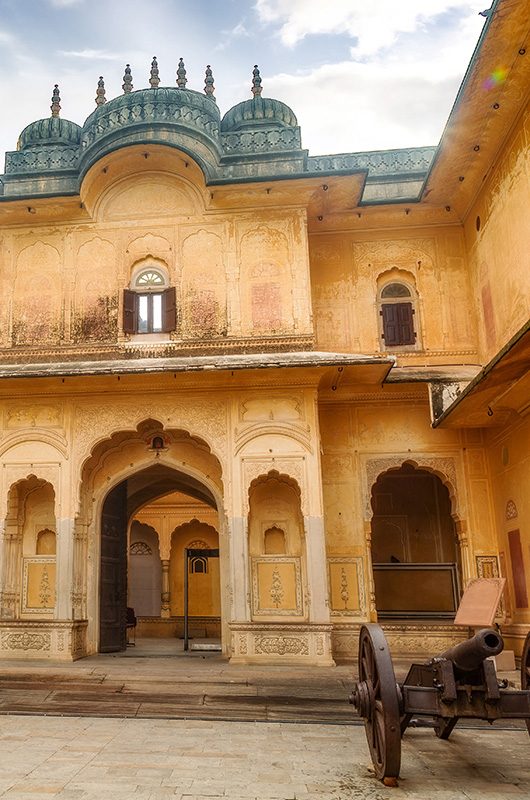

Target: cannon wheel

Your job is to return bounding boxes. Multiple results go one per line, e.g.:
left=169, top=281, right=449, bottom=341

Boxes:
left=521, top=631, right=530, bottom=736
left=358, top=624, right=401, bottom=782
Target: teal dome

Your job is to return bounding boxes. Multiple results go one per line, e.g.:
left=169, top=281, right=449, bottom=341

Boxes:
left=221, top=97, right=298, bottom=132
left=18, top=117, right=82, bottom=150
left=82, top=87, right=221, bottom=135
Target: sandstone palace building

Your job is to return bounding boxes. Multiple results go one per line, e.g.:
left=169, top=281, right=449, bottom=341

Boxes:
left=0, top=0, right=528, bottom=665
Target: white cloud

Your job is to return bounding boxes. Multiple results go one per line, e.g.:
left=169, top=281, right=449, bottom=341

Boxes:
left=255, top=0, right=487, bottom=55
left=263, top=36, right=480, bottom=153
left=214, top=21, right=251, bottom=52
left=49, top=0, right=84, bottom=7
left=0, top=29, right=16, bottom=45
left=59, top=49, right=123, bottom=60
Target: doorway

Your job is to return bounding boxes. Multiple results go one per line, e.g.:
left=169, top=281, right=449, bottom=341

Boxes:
left=98, top=464, right=221, bottom=653
left=370, top=464, right=460, bottom=618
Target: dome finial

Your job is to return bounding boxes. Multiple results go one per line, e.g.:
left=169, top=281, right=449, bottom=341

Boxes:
left=122, top=64, right=133, bottom=94
left=177, top=57, right=187, bottom=88
left=150, top=56, right=160, bottom=88
left=95, top=76, right=106, bottom=106
left=251, top=65, right=262, bottom=97
left=204, top=64, right=215, bottom=99
left=50, top=84, right=61, bottom=117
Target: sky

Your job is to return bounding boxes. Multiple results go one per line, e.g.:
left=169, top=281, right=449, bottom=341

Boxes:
left=0, top=0, right=490, bottom=168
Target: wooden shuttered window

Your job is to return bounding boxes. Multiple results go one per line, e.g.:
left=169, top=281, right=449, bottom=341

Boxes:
left=381, top=302, right=415, bottom=346
left=161, top=287, right=176, bottom=333
left=123, top=289, right=138, bottom=334
left=123, top=288, right=176, bottom=334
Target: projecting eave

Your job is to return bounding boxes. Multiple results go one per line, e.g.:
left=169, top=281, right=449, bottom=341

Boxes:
left=433, top=321, right=530, bottom=428
left=0, top=351, right=395, bottom=384
left=420, top=0, right=530, bottom=218
left=385, top=365, right=482, bottom=384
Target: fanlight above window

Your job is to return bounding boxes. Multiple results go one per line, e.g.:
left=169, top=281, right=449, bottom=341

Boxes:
left=381, top=283, right=411, bottom=298
left=135, top=270, right=166, bottom=288
left=124, top=267, right=176, bottom=335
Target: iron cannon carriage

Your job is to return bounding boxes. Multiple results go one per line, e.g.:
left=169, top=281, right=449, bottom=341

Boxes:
left=350, top=624, right=530, bottom=784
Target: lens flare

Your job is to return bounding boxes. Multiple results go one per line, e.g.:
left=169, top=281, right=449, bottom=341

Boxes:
left=483, top=67, right=507, bottom=90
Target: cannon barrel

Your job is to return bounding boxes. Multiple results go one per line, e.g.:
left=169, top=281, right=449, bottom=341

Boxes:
left=439, top=628, right=504, bottom=672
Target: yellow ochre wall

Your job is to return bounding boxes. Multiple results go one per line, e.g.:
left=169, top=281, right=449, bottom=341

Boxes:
left=463, top=102, right=530, bottom=362
left=309, top=226, right=478, bottom=364
left=0, top=156, right=313, bottom=353
left=486, top=415, right=530, bottom=630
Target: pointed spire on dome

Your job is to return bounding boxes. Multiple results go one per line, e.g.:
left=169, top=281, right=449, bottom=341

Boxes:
left=251, top=65, right=262, bottom=97
left=122, top=64, right=133, bottom=94
left=204, top=64, right=215, bottom=99
left=150, top=56, right=160, bottom=88
left=95, top=76, right=106, bottom=106
left=177, top=57, right=187, bottom=88
left=50, top=84, right=61, bottom=117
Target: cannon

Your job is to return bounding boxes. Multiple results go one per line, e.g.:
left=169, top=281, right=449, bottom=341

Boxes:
left=350, top=624, right=530, bottom=784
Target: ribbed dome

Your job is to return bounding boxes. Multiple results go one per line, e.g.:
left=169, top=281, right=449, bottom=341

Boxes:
left=18, top=117, right=82, bottom=150
left=221, top=96, right=298, bottom=132
left=82, top=86, right=221, bottom=130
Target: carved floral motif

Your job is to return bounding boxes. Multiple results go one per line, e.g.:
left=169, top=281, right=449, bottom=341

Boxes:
left=0, top=631, right=50, bottom=651
left=269, top=567, right=284, bottom=607
left=74, top=399, right=228, bottom=465
left=255, top=635, right=309, bottom=656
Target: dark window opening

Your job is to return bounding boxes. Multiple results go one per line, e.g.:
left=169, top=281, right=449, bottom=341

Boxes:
left=381, top=301, right=416, bottom=346
left=190, top=556, right=208, bottom=574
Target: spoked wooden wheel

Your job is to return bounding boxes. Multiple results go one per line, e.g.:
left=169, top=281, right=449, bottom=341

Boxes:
left=351, top=624, right=401, bottom=782
left=521, top=631, right=530, bottom=736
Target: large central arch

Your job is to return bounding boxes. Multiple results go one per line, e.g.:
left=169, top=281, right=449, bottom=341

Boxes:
left=78, top=421, right=226, bottom=656
left=99, top=463, right=220, bottom=652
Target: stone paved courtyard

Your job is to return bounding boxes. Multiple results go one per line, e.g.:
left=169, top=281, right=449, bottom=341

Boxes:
left=0, top=644, right=527, bottom=799
left=0, top=715, right=528, bottom=799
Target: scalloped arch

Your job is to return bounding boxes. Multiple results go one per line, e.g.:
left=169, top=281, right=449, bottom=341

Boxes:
left=376, top=267, right=417, bottom=293
left=365, top=457, right=461, bottom=526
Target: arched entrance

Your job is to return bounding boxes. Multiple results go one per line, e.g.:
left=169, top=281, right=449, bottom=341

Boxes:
left=99, top=463, right=221, bottom=653
left=370, top=464, right=461, bottom=618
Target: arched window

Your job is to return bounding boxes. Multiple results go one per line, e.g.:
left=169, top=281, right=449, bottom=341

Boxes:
left=123, top=267, right=176, bottom=334
left=36, top=528, right=56, bottom=555
left=378, top=281, right=417, bottom=348
left=264, top=526, right=286, bottom=554
left=190, top=556, right=208, bottom=574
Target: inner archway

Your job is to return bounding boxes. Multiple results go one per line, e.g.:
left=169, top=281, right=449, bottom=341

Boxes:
left=99, top=463, right=220, bottom=653
left=370, top=464, right=460, bottom=619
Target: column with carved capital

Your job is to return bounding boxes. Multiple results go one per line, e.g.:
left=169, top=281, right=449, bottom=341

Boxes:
left=71, top=520, right=88, bottom=620
left=363, top=520, right=377, bottom=620
left=0, top=520, right=20, bottom=619
left=304, top=515, right=330, bottom=624
left=161, top=559, right=171, bottom=617
left=55, top=517, right=75, bottom=619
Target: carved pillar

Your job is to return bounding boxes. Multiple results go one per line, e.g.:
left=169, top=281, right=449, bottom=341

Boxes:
left=230, top=516, right=250, bottom=621
left=303, top=516, right=330, bottom=623
left=161, top=559, right=170, bottom=618
left=364, top=519, right=377, bottom=620
left=456, top=519, right=472, bottom=584
left=71, top=519, right=88, bottom=620
left=55, top=518, right=75, bottom=619
left=0, top=521, right=20, bottom=619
